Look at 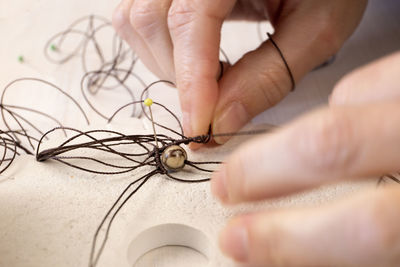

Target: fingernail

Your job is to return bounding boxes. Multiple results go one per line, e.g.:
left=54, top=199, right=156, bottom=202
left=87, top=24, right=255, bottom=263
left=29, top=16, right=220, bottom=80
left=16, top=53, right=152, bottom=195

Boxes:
left=220, top=221, right=249, bottom=262
left=188, top=142, right=202, bottom=151
left=211, top=166, right=229, bottom=203
left=213, top=102, right=249, bottom=144
left=184, top=111, right=204, bottom=150
left=182, top=111, right=192, bottom=137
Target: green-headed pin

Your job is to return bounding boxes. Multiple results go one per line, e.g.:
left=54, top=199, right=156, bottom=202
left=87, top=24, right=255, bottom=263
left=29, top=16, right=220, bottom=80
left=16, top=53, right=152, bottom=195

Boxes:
left=50, top=44, right=57, bottom=52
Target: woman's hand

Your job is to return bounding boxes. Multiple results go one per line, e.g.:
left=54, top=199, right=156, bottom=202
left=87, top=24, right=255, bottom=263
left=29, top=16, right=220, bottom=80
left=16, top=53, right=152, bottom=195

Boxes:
left=113, top=0, right=367, bottom=141
left=211, top=51, right=400, bottom=266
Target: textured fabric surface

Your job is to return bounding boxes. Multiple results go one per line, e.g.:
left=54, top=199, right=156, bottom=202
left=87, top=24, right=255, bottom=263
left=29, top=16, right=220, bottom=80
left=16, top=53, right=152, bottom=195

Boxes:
left=0, top=0, right=399, bottom=266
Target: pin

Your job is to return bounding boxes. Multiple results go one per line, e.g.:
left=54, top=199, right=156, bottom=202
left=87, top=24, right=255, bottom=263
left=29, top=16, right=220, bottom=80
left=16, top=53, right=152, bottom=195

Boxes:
left=144, top=98, right=159, bottom=148
left=50, top=44, right=57, bottom=51
left=18, top=56, right=24, bottom=63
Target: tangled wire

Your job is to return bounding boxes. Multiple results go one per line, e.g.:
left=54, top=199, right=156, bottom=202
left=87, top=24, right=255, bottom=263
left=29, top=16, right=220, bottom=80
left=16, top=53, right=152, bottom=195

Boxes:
left=0, top=14, right=397, bottom=267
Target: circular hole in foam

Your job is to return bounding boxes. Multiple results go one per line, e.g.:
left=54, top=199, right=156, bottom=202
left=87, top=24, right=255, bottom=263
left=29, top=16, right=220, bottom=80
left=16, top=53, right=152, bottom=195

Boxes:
left=128, top=224, right=211, bottom=267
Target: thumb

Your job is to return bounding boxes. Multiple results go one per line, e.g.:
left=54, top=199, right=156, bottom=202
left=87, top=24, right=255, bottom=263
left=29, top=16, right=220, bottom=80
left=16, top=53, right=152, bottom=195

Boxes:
left=212, top=0, right=367, bottom=144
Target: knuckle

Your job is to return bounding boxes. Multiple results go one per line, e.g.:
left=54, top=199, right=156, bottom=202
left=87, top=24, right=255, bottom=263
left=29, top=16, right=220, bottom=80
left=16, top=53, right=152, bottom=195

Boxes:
left=168, top=1, right=196, bottom=34
left=175, top=70, right=198, bottom=109
left=255, top=67, right=289, bottom=109
left=235, top=51, right=290, bottom=117
left=129, top=3, right=160, bottom=37
left=314, top=18, right=343, bottom=57
left=168, top=0, right=229, bottom=37
left=297, top=110, right=357, bottom=171
left=176, top=70, right=193, bottom=95
left=176, top=64, right=215, bottom=98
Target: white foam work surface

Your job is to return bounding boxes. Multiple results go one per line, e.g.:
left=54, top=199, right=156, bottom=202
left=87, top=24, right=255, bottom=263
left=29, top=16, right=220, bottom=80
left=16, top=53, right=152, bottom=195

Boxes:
left=0, top=0, right=399, bottom=267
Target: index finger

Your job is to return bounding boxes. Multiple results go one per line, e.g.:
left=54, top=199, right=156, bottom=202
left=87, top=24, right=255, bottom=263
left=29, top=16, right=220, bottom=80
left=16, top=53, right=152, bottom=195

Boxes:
left=168, top=0, right=236, bottom=137
left=211, top=101, right=400, bottom=204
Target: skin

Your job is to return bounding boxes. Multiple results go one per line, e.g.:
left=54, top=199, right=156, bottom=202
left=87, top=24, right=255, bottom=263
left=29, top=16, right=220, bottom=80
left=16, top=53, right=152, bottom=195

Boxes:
left=212, top=51, right=400, bottom=266
left=112, top=0, right=367, bottom=142
left=111, top=0, right=400, bottom=266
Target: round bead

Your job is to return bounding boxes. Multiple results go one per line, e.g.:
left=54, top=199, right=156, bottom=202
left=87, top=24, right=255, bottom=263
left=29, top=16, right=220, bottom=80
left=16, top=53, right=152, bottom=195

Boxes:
left=50, top=44, right=57, bottom=51
left=161, top=145, right=187, bottom=171
left=18, top=56, right=24, bottom=63
left=144, top=98, right=153, bottom=107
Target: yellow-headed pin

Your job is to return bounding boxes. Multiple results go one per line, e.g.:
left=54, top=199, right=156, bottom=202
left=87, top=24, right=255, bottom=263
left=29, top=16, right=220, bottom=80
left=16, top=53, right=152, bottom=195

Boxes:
left=144, top=98, right=153, bottom=107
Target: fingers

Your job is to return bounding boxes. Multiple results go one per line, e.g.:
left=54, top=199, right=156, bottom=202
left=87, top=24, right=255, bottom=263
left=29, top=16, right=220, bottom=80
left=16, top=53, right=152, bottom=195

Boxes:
left=212, top=0, right=368, bottom=144
left=113, top=0, right=166, bottom=79
left=130, top=0, right=175, bottom=80
left=168, top=0, right=236, bottom=137
left=331, top=51, right=400, bottom=106
left=219, top=187, right=400, bottom=266
left=212, top=40, right=293, bottom=144
left=211, top=101, right=400, bottom=204
left=115, top=0, right=236, bottom=138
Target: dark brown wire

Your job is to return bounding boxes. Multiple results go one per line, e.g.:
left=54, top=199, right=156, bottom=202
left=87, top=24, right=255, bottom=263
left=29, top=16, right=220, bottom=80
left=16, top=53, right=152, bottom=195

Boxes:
left=0, top=14, right=383, bottom=267
left=44, top=15, right=143, bottom=119
left=266, top=32, right=296, bottom=92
